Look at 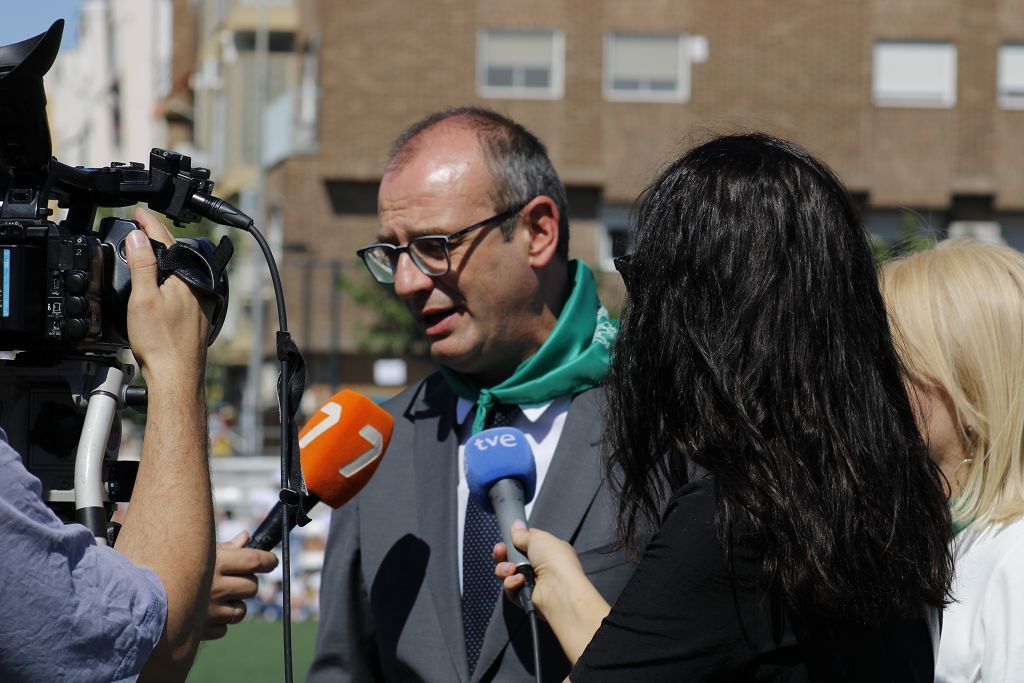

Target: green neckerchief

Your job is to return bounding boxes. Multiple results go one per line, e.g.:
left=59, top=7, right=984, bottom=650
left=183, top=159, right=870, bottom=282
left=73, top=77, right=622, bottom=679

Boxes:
left=440, top=260, right=617, bottom=434
left=952, top=516, right=973, bottom=536
left=950, top=495, right=974, bottom=536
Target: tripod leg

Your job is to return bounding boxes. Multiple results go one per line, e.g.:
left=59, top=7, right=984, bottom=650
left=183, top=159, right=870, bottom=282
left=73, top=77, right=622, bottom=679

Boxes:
left=74, top=363, right=126, bottom=543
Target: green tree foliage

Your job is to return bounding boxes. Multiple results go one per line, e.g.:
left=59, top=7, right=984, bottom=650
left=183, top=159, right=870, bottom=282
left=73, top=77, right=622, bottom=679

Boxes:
left=592, top=267, right=625, bottom=320
left=872, top=209, right=939, bottom=262
left=340, top=269, right=430, bottom=358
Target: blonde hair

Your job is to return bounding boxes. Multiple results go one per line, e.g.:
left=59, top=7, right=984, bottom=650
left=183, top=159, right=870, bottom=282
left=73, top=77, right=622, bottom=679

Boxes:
left=881, top=239, right=1024, bottom=527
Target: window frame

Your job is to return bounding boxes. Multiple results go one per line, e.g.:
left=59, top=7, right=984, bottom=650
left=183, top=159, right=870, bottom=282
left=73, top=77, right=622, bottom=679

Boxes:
left=871, top=40, right=958, bottom=109
left=998, top=43, right=1024, bottom=109
left=476, top=28, right=565, bottom=100
left=604, top=32, right=690, bottom=103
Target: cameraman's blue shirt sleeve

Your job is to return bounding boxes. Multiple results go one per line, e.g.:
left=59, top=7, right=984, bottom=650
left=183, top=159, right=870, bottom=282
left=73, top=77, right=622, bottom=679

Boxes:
left=0, top=429, right=167, bottom=682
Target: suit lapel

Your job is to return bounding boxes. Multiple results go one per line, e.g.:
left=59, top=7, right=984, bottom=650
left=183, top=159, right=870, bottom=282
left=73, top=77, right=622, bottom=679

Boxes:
left=471, top=388, right=606, bottom=681
left=528, top=387, right=604, bottom=541
left=413, top=379, right=471, bottom=682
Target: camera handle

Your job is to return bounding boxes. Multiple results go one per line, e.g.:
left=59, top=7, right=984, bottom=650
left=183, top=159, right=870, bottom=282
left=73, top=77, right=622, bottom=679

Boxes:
left=73, top=361, right=128, bottom=543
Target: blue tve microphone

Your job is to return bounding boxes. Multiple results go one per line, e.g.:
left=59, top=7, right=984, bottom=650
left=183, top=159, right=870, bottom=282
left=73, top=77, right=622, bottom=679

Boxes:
left=465, top=427, right=537, bottom=576
left=467, top=426, right=543, bottom=680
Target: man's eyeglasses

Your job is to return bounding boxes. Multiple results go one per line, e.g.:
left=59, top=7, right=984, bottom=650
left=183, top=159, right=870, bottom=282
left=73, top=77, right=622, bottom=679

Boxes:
left=357, top=203, right=527, bottom=284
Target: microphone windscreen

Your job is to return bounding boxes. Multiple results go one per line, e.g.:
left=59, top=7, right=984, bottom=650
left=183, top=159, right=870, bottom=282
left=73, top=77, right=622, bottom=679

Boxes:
left=299, top=389, right=394, bottom=508
left=465, top=427, right=536, bottom=514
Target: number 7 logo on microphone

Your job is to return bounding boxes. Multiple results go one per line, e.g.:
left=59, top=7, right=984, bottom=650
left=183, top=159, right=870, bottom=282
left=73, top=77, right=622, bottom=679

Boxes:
left=298, top=390, right=395, bottom=508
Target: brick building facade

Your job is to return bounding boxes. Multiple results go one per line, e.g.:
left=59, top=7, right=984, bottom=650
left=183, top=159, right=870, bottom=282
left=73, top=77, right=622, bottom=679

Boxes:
left=173, top=0, right=1024, bottom=394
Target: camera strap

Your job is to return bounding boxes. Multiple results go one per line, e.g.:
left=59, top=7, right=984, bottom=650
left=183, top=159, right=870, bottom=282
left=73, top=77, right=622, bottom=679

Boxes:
left=152, top=235, right=233, bottom=347
left=153, top=236, right=233, bottom=305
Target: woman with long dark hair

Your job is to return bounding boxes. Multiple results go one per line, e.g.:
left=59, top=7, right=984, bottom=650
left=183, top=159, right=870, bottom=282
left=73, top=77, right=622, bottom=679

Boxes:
left=495, top=133, right=953, bottom=680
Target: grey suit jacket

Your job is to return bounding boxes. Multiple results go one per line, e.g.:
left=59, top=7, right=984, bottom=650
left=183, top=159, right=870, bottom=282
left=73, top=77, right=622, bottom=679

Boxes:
left=308, top=372, right=637, bottom=683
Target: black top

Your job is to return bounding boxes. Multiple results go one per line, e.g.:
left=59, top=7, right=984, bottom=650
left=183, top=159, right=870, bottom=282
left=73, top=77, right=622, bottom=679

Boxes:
left=571, top=474, right=935, bottom=682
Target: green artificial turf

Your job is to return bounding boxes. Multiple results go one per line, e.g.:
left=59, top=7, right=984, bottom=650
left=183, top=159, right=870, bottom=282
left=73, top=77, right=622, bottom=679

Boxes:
left=187, top=620, right=319, bottom=682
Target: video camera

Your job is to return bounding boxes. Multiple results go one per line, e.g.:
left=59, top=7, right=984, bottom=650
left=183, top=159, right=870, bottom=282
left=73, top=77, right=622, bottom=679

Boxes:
left=0, top=20, right=237, bottom=537
left=0, top=19, right=231, bottom=352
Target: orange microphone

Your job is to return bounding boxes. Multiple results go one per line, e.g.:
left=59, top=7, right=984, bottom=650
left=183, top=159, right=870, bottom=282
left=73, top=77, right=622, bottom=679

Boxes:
left=245, top=390, right=394, bottom=550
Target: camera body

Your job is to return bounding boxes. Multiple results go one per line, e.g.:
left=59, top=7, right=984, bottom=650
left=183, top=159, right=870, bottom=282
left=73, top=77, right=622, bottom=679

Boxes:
left=0, top=182, right=224, bottom=353
left=2, top=214, right=149, bottom=351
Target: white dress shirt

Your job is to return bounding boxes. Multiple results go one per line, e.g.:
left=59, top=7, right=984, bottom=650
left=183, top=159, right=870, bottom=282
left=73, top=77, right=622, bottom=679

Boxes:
left=935, top=515, right=1024, bottom=682
left=455, top=395, right=571, bottom=592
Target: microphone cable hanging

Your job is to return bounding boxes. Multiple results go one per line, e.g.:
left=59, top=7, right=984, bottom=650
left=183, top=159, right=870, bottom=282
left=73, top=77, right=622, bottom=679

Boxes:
left=191, top=192, right=305, bottom=683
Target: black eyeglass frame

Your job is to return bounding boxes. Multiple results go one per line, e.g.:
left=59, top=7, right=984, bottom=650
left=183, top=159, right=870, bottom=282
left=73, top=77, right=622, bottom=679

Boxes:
left=356, top=202, right=528, bottom=284
left=613, top=253, right=632, bottom=288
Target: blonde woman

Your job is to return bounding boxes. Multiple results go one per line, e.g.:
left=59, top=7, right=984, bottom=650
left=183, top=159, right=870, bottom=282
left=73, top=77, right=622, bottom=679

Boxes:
left=882, top=239, right=1024, bottom=682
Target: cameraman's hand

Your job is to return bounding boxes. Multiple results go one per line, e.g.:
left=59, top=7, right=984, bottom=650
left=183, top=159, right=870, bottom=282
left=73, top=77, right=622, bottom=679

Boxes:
left=125, top=208, right=209, bottom=388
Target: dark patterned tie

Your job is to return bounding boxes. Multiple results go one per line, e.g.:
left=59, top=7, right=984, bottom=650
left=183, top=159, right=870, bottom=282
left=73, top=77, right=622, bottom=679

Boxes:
left=462, top=403, right=514, bottom=676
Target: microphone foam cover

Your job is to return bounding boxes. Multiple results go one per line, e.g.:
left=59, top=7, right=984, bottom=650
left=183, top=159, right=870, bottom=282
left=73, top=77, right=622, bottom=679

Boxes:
left=465, top=427, right=537, bottom=514
left=299, top=389, right=394, bottom=508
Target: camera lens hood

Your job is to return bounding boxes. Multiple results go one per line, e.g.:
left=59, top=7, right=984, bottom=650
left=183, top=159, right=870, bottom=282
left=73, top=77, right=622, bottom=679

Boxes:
left=0, top=20, right=63, bottom=175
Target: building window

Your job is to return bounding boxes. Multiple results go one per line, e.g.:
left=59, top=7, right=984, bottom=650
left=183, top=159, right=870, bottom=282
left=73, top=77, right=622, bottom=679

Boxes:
left=604, top=33, right=690, bottom=101
left=600, top=204, right=632, bottom=271
left=325, top=180, right=379, bottom=216
left=998, top=44, right=1024, bottom=109
left=477, top=29, right=564, bottom=99
left=872, top=41, right=957, bottom=108
left=233, top=30, right=296, bottom=53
